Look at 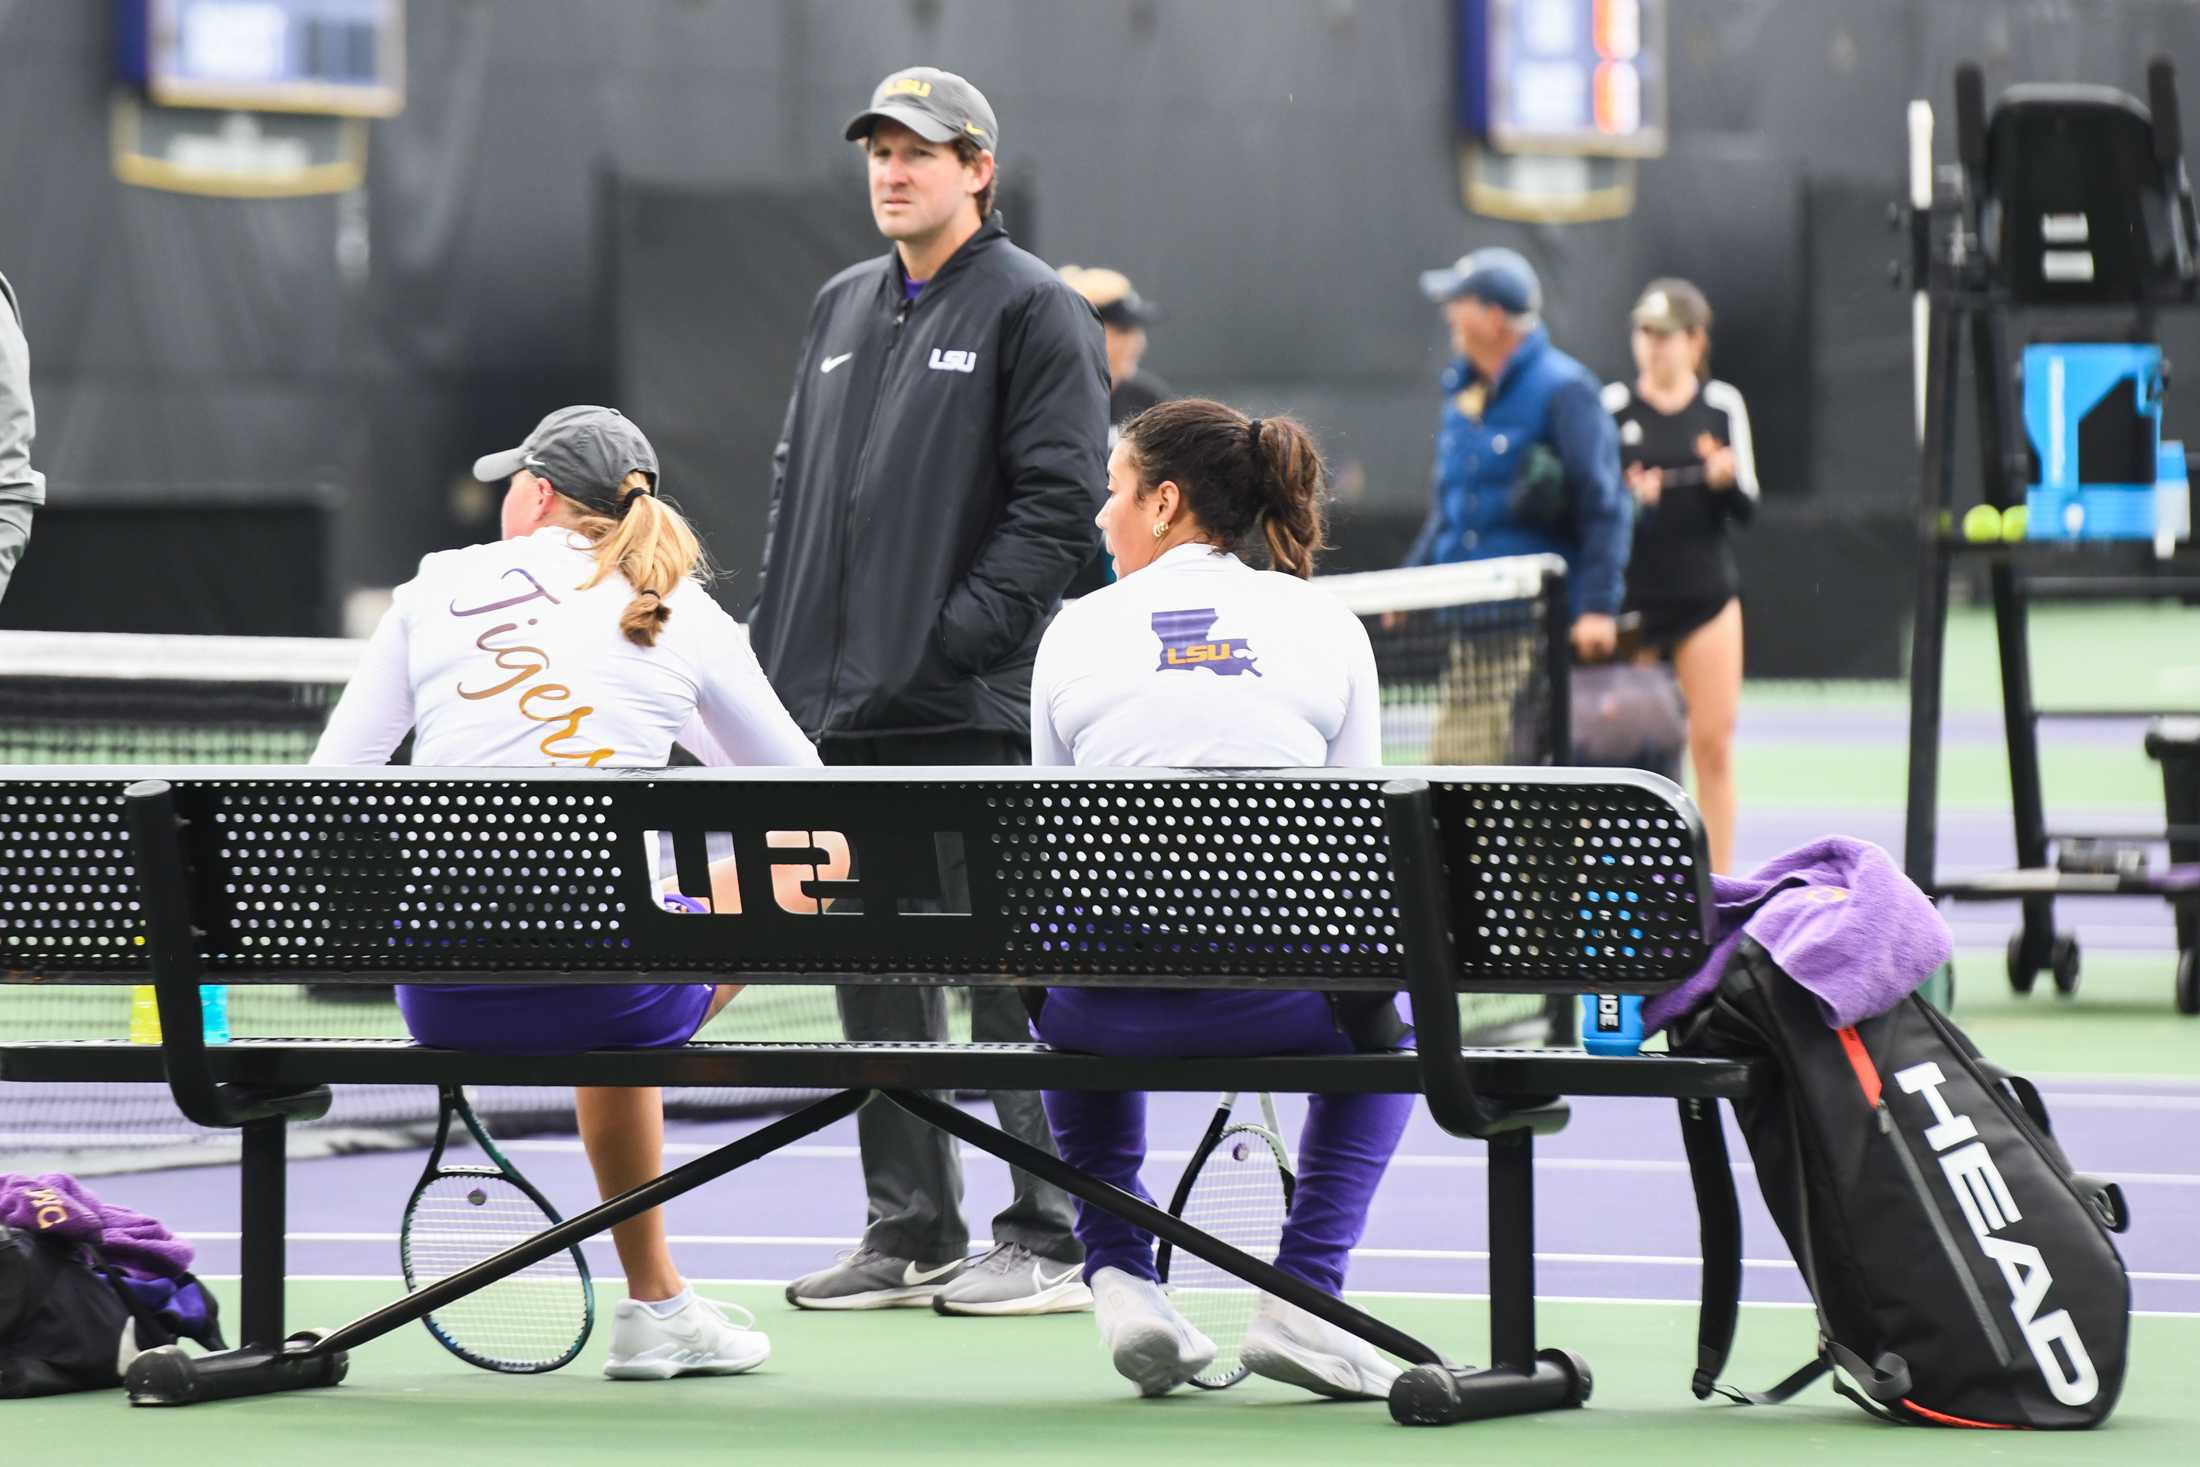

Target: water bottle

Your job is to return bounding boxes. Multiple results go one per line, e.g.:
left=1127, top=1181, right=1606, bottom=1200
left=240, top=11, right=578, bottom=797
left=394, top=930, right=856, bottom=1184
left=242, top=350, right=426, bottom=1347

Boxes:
left=200, top=984, right=232, bottom=1045
left=127, top=984, right=232, bottom=1045
left=1579, top=992, right=1646, bottom=1056
left=128, top=985, right=160, bottom=1045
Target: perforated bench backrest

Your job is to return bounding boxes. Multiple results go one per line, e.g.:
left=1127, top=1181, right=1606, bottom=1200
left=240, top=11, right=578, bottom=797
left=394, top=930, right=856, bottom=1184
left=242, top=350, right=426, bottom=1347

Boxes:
left=0, top=767, right=1711, bottom=991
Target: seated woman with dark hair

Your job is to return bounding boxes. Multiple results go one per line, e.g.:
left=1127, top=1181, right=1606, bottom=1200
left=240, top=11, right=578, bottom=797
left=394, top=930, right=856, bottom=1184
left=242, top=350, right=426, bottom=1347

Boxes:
left=1029, top=398, right=1408, bottom=1403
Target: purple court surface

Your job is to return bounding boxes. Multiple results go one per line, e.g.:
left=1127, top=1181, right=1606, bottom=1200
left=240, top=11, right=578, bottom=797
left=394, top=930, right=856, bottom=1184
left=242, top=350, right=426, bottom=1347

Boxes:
left=118, top=1082, right=2199, bottom=1318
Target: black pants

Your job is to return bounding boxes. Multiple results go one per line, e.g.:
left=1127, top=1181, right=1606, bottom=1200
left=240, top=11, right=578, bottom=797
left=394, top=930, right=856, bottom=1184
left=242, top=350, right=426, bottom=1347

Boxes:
left=819, top=729, right=1082, bottom=1265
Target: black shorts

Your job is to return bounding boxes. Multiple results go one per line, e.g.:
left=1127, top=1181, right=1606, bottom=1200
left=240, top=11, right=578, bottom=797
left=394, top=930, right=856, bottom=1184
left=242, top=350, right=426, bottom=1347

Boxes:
left=1630, top=594, right=1736, bottom=658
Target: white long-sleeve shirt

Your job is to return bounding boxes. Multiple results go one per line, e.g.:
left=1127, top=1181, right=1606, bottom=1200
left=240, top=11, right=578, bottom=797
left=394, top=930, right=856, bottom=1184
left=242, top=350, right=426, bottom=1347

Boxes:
left=312, top=527, right=818, bottom=770
left=1030, top=543, right=1381, bottom=769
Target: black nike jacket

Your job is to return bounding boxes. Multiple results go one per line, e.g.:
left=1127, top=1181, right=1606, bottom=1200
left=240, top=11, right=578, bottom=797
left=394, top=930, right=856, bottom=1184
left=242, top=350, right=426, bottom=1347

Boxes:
left=748, top=215, right=1111, bottom=741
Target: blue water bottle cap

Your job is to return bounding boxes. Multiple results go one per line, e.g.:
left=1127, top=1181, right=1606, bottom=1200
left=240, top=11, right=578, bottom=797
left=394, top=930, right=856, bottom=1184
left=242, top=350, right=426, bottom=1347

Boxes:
left=1580, top=992, right=1646, bottom=1056
left=199, top=984, right=232, bottom=1046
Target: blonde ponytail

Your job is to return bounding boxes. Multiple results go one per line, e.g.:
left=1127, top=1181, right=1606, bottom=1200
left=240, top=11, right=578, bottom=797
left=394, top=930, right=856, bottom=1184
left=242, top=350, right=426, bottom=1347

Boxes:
left=563, top=470, right=709, bottom=647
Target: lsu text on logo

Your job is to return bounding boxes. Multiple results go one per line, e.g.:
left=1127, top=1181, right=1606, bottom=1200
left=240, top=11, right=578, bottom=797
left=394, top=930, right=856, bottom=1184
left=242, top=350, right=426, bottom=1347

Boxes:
left=1152, top=608, right=1262, bottom=678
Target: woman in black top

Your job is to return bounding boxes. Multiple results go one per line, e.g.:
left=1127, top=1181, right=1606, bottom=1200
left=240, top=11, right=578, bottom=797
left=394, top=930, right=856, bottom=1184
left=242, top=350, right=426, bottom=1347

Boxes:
left=1602, top=278, right=1757, bottom=872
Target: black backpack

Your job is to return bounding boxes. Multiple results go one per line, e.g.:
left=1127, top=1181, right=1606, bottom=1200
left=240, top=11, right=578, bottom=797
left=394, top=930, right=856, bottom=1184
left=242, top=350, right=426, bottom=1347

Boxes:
left=0, top=1228, right=224, bottom=1398
left=1674, top=937, right=2133, bottom=1428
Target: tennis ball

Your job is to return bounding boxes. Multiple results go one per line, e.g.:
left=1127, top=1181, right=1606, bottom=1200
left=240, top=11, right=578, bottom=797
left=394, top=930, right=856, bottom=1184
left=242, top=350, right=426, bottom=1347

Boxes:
left=2001, top=504, right=2029, bottom=541
left=1962, top=504, right=2002, bottom=542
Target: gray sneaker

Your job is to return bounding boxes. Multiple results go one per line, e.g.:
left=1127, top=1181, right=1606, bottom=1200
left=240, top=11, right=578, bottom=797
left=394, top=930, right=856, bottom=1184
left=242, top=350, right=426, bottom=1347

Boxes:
left=785, top=1246, right=968, bottom=1311
left=932, top=1242, right=1094, bottom=1317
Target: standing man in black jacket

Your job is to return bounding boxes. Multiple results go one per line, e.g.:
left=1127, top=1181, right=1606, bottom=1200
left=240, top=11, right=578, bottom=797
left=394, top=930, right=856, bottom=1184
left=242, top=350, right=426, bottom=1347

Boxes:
left=0, top=271, right=41, bottom=603
left=750, top=67, right=1109, bottom=1317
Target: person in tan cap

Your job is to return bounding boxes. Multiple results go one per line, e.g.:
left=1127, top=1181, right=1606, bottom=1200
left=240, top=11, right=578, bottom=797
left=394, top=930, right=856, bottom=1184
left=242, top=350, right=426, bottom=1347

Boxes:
left=1600, top=277, right=1759, bottom=872
left=1058, top=266, right=1175, bottom=429
left=1057, top=266, right=1177, bottom=592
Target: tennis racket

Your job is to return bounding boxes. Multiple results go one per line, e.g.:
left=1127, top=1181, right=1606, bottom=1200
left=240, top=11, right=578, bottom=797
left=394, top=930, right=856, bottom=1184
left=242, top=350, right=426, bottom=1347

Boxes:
left=399, top=1085, right=594, bottom=1373
left=1155, top=1091, right=1295, bottom=1389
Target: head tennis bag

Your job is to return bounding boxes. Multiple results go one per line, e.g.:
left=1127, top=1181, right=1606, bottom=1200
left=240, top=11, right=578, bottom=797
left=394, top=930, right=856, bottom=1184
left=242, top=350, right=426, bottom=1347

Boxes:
left=1673, top=937, right=2131, bottom=1428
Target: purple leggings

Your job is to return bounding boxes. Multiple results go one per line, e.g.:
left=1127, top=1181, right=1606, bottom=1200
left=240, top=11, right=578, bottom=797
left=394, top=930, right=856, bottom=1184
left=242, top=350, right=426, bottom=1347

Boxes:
left=1035, top=988, right=1413, bottom=1297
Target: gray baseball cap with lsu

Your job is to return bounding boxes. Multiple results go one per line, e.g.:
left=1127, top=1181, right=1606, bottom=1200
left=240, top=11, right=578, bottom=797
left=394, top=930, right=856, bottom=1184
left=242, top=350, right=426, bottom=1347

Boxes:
left=844, top=66, right=999, bottom=153
left=472, top=405, right=660, bottom=516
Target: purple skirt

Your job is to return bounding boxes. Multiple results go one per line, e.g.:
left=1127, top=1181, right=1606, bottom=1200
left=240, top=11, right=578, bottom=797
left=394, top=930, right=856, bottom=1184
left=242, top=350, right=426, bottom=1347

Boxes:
left=396, top=982, right=714, bottom=1057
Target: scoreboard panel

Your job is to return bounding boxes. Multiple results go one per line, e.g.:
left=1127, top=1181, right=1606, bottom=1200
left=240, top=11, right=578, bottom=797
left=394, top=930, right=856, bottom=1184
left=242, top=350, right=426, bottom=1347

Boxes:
left=118, top=0, right=404, bottom=117
left=1458, top=0, right=1666, bottom=157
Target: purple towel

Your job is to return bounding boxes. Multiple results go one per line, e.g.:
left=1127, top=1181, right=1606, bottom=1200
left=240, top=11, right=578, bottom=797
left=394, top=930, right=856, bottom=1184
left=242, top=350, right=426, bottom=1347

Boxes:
left=1642, top=836, right=1952, bottom=1035
left=0, top=1172, right=197, bottom=1279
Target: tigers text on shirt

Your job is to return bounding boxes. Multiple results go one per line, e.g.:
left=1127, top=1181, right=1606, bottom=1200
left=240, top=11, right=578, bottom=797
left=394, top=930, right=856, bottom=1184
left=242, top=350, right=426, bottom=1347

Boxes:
left=1030, top=543, right=1381, bottom=769
left=311, top=526, right=817, bottom=770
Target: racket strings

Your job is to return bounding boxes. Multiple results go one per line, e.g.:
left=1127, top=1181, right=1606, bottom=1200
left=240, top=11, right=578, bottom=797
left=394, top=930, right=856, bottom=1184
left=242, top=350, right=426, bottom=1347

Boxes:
left=1169, top=1126, right=1291, bottom=1387
left=404, top=1170, right=588, bottom=1370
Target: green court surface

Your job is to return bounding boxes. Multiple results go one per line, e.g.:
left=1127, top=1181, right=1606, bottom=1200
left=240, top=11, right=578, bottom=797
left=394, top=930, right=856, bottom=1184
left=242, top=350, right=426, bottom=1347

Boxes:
left=10, top=1281, right=2192, bottom=1464
left=1745, top=601, right=2198, bottom=813
left=1941, top=949, right=2197, bottom=1076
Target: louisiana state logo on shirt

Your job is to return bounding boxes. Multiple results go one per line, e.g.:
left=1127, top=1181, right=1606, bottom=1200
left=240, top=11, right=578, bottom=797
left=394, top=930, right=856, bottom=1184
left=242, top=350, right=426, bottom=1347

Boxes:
left=1152, top=608, right=1261, bottom=677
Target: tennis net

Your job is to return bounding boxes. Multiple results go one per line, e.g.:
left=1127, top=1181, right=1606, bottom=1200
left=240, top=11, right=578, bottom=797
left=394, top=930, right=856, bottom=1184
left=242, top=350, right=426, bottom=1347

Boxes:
left=0, top=555, right=1571, bottom=1171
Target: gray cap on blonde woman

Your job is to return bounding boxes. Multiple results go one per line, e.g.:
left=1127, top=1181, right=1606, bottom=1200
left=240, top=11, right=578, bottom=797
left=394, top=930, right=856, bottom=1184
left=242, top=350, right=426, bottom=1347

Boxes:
left=472, top=406, right=660, bottom=517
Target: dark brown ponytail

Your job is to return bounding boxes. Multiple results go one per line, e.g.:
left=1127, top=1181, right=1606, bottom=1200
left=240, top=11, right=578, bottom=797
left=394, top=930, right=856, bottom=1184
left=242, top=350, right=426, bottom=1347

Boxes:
left=1249, top=417, right=1328, bottom=579
left=1121, top=399, right=1330, bottom=578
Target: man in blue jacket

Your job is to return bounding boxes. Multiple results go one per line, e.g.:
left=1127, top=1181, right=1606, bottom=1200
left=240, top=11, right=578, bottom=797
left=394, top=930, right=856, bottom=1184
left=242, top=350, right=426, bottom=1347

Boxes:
left=1408, top=248, right=1627, bottom=661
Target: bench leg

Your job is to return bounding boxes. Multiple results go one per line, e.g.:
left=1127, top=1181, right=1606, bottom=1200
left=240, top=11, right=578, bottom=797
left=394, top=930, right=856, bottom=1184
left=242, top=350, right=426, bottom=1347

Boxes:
left=239, top=1116, right=288, bottom=1349
left=128, top=1088, right=869, bottom=1405
left=1389, top=1132, right=1592, bottom=1425
left=882, top=1087, right=1449, bottom=1369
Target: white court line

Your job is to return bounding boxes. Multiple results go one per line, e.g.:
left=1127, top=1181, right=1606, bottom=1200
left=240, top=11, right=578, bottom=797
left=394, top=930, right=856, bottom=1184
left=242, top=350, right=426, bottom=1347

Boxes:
left=2022, top=1093, right=2200, bottom=1112
left=169, top=1231, right=2200, bottom=1285
left=495, top=1138, right=2200, bottom=1188
left=182, top=1273, right=2200, bottom=1321
left=2032, top=1072, right=2200, bottom=1091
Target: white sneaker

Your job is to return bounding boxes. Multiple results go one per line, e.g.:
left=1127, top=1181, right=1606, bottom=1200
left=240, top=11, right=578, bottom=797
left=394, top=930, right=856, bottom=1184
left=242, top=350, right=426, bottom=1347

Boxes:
left=1091, top=1266, right=1215, bottom=1397
left=603, top=1294, right=772, bottom=1380
left=1240, top=1293, right=1402, bottom=1401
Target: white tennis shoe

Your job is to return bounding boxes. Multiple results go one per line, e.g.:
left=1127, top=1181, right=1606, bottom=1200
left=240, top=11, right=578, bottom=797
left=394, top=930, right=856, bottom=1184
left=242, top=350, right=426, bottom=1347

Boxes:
left=603, top=1294, right=771, bottom=1380
left=1090, top=1266, right=1215, bottom=1397
left=1240, top=1293, right=1401, bottom=1400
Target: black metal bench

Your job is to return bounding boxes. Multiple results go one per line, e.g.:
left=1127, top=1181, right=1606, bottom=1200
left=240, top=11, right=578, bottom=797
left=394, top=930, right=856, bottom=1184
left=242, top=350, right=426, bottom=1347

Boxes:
left=0, top=765, right=1755, bottom=1425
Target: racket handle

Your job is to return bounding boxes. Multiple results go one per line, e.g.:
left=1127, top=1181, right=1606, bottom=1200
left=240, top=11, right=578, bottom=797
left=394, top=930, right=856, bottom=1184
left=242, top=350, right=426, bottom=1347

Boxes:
left=125, top=1338, right=348, bottom=1407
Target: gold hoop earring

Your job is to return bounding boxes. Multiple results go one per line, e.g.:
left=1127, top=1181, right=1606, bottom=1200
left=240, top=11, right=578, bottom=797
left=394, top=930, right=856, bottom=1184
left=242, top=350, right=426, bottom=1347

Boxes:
left=1152, top=521, right=1168, bottom=540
